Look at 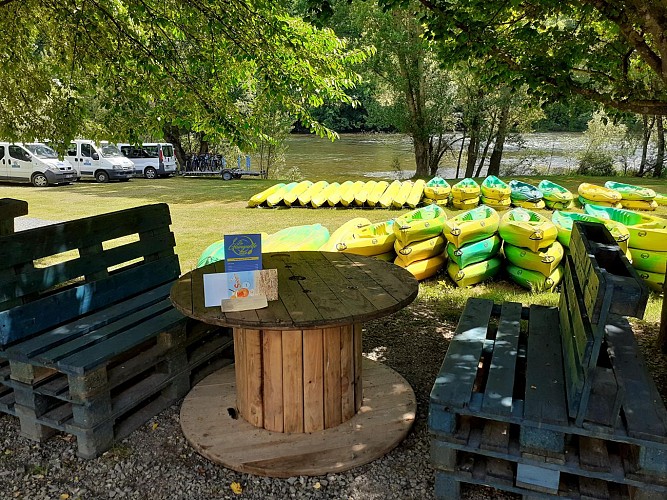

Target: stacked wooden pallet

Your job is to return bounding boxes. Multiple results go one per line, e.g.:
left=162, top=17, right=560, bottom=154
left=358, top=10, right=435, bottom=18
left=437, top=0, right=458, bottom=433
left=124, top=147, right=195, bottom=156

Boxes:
left=429, top=222, right=666, bottom=499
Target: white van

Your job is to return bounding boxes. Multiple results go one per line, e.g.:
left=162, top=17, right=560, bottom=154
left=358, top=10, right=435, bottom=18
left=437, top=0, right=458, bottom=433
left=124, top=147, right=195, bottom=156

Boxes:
left=118, top=143, right=177, bottom=179
left=66, top=140, right=134, bottom=182
left=0, top=142, right=77, bottom=187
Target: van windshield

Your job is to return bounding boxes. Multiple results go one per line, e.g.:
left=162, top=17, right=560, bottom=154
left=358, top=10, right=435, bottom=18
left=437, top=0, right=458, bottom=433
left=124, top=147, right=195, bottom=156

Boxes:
left=24, top=144, right=58, bottom=159
left=100, top=144, right=123, bottom=158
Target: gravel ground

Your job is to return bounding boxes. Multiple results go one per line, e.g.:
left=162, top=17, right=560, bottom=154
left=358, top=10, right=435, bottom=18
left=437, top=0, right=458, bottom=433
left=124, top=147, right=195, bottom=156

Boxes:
left=0, top=298, right=524, bottom=500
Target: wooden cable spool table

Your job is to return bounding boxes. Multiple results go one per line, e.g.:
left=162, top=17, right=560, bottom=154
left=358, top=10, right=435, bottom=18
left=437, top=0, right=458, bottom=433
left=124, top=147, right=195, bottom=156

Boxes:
left=170, top=251, right=419, bottom=477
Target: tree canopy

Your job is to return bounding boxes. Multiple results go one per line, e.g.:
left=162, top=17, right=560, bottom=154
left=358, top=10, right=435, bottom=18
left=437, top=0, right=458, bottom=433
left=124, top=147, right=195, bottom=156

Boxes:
left=0, top=0, right=371, bottom=147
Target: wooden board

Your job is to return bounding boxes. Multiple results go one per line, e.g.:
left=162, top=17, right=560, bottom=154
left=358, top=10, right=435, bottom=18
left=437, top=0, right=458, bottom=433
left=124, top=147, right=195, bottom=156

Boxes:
left=180, top=358, right=416, bottom=477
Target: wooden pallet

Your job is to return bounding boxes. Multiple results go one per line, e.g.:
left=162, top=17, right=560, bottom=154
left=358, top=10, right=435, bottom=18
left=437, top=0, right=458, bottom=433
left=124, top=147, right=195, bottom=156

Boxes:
left=0, top=322, right=233, bottom=458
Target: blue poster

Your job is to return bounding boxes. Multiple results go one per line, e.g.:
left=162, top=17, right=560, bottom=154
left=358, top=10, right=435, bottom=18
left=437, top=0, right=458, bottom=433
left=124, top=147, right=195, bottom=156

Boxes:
left=224, top=234, right=262, bottom=272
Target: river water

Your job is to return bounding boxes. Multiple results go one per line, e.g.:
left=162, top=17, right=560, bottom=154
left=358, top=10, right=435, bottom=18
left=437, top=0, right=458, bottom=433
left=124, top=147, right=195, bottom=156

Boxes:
left=278, top=132, right=641, bottom=180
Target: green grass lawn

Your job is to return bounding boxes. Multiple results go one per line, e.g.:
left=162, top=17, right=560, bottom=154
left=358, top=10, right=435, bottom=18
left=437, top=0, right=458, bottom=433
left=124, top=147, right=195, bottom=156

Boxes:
left=1, top=174, right=664, bottom=322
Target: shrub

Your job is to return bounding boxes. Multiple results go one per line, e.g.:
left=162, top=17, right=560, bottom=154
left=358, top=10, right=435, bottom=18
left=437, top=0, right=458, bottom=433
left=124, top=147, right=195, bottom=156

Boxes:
left=576, top=151, right=616, bottom=176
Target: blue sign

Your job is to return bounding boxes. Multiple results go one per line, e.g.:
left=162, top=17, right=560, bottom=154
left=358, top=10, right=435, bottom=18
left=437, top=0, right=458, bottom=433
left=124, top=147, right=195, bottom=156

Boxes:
left=223, top=234, right=262, bottom=272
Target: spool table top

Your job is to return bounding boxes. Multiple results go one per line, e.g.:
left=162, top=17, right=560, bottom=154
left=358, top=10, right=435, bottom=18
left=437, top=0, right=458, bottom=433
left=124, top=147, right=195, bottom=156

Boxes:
left=170, top=251, right=419, bottom=330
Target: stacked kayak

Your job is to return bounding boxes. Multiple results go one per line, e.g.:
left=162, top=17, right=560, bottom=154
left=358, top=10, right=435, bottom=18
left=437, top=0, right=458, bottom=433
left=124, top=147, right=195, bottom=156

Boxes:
left=577, top=183, right=622, bottom=208
left=444, top=206, right=502, bottom=287
left=585, top=204, right=667, bottom=291
left=509, top=180, right=545, bottom=209
left=604, top=181, right=658, bottom=211
left=538, top=180, right=573, bottom=210
left=551, top=210, right=630, bottom=252
left=499, top=208, right=562, bottom=291
left=480, top=176, right=511, bottom=209
left=450, top=178, right=480, bottom=210
left=423, top=177, right=451, bottom=205
left=323, top=219, right=396, bottom=259
left=394, top=205, right=448, bottom=280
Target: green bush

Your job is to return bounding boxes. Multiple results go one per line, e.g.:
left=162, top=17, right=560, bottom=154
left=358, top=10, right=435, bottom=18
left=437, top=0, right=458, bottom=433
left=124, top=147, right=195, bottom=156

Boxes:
left=576, top=151, right=616, bottom=176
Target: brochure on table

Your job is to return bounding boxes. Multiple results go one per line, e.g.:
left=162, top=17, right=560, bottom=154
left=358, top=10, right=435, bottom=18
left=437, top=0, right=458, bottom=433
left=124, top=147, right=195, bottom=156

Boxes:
left=203, top=234, right=278, bottom=310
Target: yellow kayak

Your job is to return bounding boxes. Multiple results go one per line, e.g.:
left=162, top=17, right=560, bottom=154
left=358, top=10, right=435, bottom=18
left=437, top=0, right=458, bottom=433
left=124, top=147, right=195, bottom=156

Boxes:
left=283, top=180, right=313, bottom=207
left=447, top=256, right=502, bottom=288
left=406, top=179, right=426, bottom=208
left=379, top=180, right=403, bottom=208
left=319, top=217, right=371, bottom=252
left=481, top=176, right=511, bottom=200
left=656, top=193, right=667, bottom=206
left=443, top=205, right=500, bottom=248
left=395, top=234, right=446, bottom=266
left=480, top=195, right=511, bottom=210
left=264, top=224, right=330, bottom=252
left=507, top=263, right=564, bottom=293
left=503, top=241, right=564, bottom=277
left=424, top=177, right=451, bottom=200
left=499, top=207, right=558, bottom=252
left=628, top=247, right=667, bottom=274
left=578, top=195, right=622, bottom=208
left=338, top=180, right=362, bottom=207
left=451, top=178, right=481, bottom=201
left=248, top=183, right=285, bottom=207
left=367, top=180, right=390, bottom=207
left=578, top=183, right=622, bottom=203
left=394, top=204, right=447, bottom=246
left=635, top=270, right=665, bottom=293
left=512, top=199, right=546, bottom=210
left=329, top=181, right=353, bottom=206
left=424, top=197, right=449, bottom=206
left=298, top=180, right=328, bottom=206
left=311, top=182, right=339, bottom=208
left=604, top=181, right=657, bottom=201
left=395, top=251, right=447, bottom=281
left=551, top=210, right=630, bottom=251
left=620, top=199, right=658, bottom=211
left=354, top=180, right=376, bottom=206
left=392, top=181, right=414, bottom=209
left=333, top=220, right=396, bottom=256
left=266, top=181, right=298, bottom=207
left=584, top=204, right=667, bottom=252
left=451, top=197, right=480, bottom=210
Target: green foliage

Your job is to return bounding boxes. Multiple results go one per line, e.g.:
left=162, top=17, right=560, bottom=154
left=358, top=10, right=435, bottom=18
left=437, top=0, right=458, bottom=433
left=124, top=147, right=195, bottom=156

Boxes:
left=576, top=151, right=616, bottom=177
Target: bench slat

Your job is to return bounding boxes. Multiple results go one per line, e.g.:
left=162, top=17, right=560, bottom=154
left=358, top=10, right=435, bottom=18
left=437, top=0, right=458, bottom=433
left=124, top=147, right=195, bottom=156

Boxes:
left=0, top=204, right=172, bottom=268
left=0, top=232, right=176, bottom=304
left=605, top=314, right=667, bottom=441
left=482, top=302, right=522, bottom=416
left=6, top=282, right=174, bottom=360
left=56, top=307, right=185, bottom=375
left=0, top=256, right=180, bottom=346
left=430, top=298, right=493, bottom=409
left=525, top=305, right=568, bottom=425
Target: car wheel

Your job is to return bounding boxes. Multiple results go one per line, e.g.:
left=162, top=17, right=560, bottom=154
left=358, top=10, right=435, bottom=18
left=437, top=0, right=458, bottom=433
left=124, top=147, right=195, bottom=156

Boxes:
left=31, top=173, right=49, bottom=187
left=144, top=167, right=157, bottom=179
left=222, top=171, right=233, bottom=181
left=95, top=170, right=109, bottom=183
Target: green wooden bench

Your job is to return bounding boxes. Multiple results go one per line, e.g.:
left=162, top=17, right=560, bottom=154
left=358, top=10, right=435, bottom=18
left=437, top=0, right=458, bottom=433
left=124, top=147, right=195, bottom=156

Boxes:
left=0, top=198, right=28, bottom=235
left=429, top=221, right=665, bottom=499
left=0, top=203, right=233, bottom=458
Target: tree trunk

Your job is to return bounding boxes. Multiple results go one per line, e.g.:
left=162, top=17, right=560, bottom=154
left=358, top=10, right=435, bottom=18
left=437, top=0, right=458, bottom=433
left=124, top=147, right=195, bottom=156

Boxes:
left=488, top=101, right=510, bottom=176
left=198, top=132, right=209, bottom=154
left=654, top=115, right=664, bottom=178
left=475, top=112, right=497, bottom=177
left=413, top=135, right=430, bottom=177
left=163, top=125, right=187, bottom=171
left=638, top=115, right=654, bottom=176
left=465, top=122, right=480, bottom=178
left=456, top=131, right=466, bottom=178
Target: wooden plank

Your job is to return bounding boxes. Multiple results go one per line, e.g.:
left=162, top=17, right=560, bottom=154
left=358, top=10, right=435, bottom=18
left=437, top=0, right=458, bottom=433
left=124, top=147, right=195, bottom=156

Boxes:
left=303, top=329, right=324, bottom=432
left=584, top=367, right=623, bottom=428
left=262, top=329, right=284, bottom=432
left=323, top=326, right=342, bottom=428
left=605, top=314, right=667, bottom=442
left=481, top=301, right=522, bottom=416
left=559, top=282, right=585, bottom=418
left=480, top=420, right=510, bottom=453
left=282, top=330, right=304, bottom=433
left=0, top=257, right=181, bottom=346
left=0, top=204, right=172, bottom=268
left=515, top=463, right=560, bottom=494
left=524, top=304, right=568, bottom=425
left=579, top=436, right=611, bottom=473
left=430, top=298, right=494, bottom=409
left=243, top=329, right=263, bottom=428
left=234, top=329, right=247, bottom=422
left=353, top=323, right=363, bottom=413
left=340, top=324, right=355, bottom=421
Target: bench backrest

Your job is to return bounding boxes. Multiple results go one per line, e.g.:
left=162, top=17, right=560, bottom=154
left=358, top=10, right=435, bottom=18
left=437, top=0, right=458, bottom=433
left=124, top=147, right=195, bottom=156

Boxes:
left=0, top=203, right=180, bottom=346
left=558, top=221, right=648, bottom=426
left=0, top=198, right=28, bottom=236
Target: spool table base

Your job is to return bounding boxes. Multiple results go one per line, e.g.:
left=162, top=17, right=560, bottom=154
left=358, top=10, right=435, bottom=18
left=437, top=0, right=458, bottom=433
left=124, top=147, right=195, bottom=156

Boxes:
left=180, top=358, right=416, bottom=478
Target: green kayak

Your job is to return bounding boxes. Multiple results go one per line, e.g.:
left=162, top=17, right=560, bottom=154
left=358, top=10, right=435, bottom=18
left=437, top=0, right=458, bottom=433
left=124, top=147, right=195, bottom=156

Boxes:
left=507, top=263, right=564, bottom=293
left=447, top=256, right=502, bottom=287
left=424, top=177, right=451, bottom=200
left=551, top=210, right=630, bottom=250
left=604, top=181, right=656, bottom=201
left=504, top=241, right=564, bottom=277
left=446, top=234, right=502, bottom=268
left=394, top=204, right=447, bottom=245
left=538, top=180, right=574, bottom=209
left=584, top=204, right=667, bottom=251
left=481, top=176, right=511, bottom=200
left=451, top=177, right=481, bottom=200
left=509, top=180, right=543, bottom=202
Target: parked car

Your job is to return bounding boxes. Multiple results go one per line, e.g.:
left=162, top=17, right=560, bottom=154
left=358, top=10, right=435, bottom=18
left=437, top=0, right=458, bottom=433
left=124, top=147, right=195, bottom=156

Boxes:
left=0, top=142, right=77, bottom=186
left=66, top=140, right=134, bottom=182
left=118, top=142, right=177, bottom=179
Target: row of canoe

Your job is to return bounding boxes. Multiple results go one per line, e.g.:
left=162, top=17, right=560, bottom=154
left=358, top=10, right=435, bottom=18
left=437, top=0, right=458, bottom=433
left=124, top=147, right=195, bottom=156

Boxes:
left=248, top=176, right=667, bottom=212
